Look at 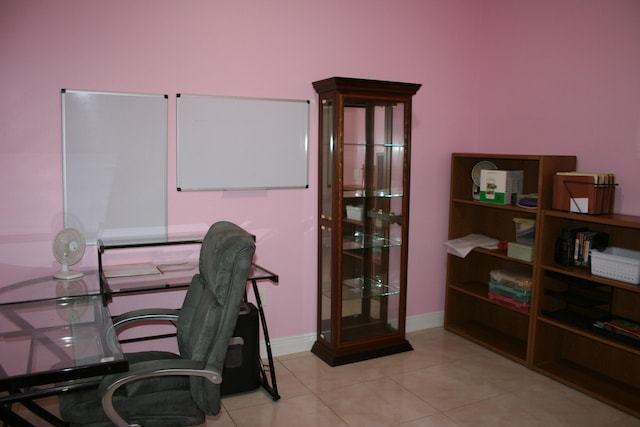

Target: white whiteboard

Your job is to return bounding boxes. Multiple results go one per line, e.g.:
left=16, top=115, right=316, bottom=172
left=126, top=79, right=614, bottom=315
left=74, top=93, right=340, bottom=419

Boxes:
left=62, top=90, right=168, bottom=244
left=176, top=94, right=309, bottom=190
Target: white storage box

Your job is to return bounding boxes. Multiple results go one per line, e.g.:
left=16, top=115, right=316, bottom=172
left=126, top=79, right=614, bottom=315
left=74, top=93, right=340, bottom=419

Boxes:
left=590, top=247, right=640, bottom=285
left=479, top=170, right=524, bottom=205
left=345, top=205, right=363, bottom=221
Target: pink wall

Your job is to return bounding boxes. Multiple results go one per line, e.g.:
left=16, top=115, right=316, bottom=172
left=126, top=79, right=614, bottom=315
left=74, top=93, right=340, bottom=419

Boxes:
left=0, top=0, right=478, bottom=340
left=475, top=0, right=640, bottom=215
left=1, top=0, right=638, bottom=343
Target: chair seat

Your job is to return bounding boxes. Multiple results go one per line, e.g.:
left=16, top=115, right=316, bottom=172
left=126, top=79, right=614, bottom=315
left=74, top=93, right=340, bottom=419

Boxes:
left=59, top=351, right=204, bottom=427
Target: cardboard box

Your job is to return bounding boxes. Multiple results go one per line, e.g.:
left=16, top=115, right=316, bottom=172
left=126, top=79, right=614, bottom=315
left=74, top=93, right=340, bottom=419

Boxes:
left=479, top=170, right=524, bottom=205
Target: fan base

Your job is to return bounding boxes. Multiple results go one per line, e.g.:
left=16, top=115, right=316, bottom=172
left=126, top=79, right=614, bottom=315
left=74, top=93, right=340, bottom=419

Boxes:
left=53, top=270, right=84, bottom=280
left=472, top=184, right=480, bottom=200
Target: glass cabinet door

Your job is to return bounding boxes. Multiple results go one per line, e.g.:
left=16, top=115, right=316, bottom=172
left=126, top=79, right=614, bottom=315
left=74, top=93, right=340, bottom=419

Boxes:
left=313, top=77, right=420, bottom=366
left=340, top=102, right=405, bottom=343
left=318, top=99, right=334, bottom=344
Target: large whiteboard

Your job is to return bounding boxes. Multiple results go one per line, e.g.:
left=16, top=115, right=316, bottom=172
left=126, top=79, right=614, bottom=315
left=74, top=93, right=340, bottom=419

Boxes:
left=62, top=90, right=168, bottom=244
left=176, top=94, right=309, bottom=190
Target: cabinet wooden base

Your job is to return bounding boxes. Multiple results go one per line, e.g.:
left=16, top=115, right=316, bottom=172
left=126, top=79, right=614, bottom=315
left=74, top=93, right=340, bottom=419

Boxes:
left=311, top=339, right=413, bottom=367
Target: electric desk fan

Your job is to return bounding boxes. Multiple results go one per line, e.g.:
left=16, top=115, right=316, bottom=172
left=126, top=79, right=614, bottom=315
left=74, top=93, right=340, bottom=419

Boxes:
left=52, top=228, right=86, bottom=280
left=471, top=160, right=498, bottom=200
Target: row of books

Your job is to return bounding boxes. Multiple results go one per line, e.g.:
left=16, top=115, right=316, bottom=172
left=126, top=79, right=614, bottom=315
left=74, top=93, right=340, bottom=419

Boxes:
left=572, top=230, right=609, bottom=268
left=552, top=172, right=616, bottom=214
left=554, top=226, right=608, bottom=267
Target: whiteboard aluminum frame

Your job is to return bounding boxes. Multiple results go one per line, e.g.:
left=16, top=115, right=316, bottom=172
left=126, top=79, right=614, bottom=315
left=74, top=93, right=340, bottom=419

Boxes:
left=62, top=89, right=168, bottom=245
left=176, top=93, right=309, bottom=191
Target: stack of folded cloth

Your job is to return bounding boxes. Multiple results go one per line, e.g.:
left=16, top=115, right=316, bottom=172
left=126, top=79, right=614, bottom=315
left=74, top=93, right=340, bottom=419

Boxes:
left=488, top=269, right=533, bottom=313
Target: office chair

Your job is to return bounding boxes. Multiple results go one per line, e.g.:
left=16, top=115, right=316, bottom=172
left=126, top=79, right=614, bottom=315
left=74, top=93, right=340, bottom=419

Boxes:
left=59, top=221, right=256, bottom=427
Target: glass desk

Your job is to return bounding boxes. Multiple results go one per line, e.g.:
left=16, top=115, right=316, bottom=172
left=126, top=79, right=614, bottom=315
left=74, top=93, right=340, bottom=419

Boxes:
left=0, top=272, right=101, bottom=306
left=0, top=294, right=126, bottom=426
left=0, top=237, right=281, bottom=425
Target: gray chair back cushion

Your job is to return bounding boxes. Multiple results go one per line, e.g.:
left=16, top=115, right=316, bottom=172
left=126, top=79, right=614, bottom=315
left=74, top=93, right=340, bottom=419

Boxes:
left=176, top=221, right=255, bottom=414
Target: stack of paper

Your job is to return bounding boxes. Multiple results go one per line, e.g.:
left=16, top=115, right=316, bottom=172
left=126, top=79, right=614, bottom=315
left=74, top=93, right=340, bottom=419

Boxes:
left=445, top=234, right=499, bottom=258
left=103, top=262, right=161, bottom=278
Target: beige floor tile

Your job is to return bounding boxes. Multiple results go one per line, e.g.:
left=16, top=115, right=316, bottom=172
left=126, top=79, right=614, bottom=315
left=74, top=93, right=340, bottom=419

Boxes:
left=222, top=359, right=311, bottom=411
left=391, top=363, right=509, bottom=412
left=395, top=412, right=464, bottom=426
left=446, top=352, right=548, bottom=392
left=273, top=350, right=310, bottom=361
left=509, top=380, right=640, bottom=426
left=279, top=352, right=385, bottom=394
left=205, top=408, right=239, bottom=426
left=222, top=387, right=283, bottom=412
left=354, top=344, right=452, bottom=377
left=317, top=377, right=438, bottom=427
left=443, top=393, right=545, bottom=427
left=396, top=415, right=464, bottom=427
left=226, top=394, right=348, bottom=426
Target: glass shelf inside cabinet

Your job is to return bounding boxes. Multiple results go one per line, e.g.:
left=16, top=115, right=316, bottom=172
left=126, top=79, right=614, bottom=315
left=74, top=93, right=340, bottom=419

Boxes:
left=342, top=277, right=401, bottom=300
left=343, top=233, right=402, bottom=250
left=344, top=142, right=405, bottom=147
left=343, top=188, right=404, bottom=198
left=343, top=204, right=403, bottom=224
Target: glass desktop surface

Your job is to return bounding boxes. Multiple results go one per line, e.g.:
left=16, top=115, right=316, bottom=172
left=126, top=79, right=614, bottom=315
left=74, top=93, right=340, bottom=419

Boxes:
left=105, top=263, right=278, bottom=294
left=0, top=270, right=101, bottom=305
left=98, top=233, right=204, bottom=248
left=97, top=234, right=276, bottom=296
left=105, top=264, right=199, bottom=293
left=0, top=294, right=125, bottom=391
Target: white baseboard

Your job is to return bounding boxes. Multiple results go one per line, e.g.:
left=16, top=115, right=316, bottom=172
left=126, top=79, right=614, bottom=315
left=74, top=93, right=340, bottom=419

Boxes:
left=260, top=310, right=445, bottom=358
left=406, top=310, right=445, bottom=332
left=261, top=332, right=317, bottom=358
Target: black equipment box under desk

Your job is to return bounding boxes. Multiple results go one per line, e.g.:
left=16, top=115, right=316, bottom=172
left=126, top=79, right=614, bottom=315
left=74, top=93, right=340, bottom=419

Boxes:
left=221, top=302, right=261, bottom=396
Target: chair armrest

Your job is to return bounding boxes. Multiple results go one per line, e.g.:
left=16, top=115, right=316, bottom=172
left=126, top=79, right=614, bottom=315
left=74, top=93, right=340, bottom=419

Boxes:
left=105, top=309, right=180, bottom=353
left=112, top=308, right=180, bottom=331
left=98, top=359, right=221, bottom=427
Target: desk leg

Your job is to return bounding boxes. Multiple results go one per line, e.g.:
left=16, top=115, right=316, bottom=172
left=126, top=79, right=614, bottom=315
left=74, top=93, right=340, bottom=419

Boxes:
left=250, top=279, right=280, bottom=401
left=16, top=401, right=66, bottom=427
left=1, top=401, right=66, bottom=427
left=1, top=404, right=34, bottom=427
left=1, top=391, right=67, bottom=427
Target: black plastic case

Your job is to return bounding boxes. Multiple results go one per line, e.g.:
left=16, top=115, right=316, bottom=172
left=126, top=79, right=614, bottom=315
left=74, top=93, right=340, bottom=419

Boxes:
left=221, top=302, right=261, bottom=396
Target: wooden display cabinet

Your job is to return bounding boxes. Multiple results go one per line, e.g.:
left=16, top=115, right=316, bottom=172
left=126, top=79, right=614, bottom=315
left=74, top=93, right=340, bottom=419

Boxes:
left=444, top=154, right=576, bottom=365
left=311, top=77, right=421, bottom=366
left=533, top=210, right=640, bottom=417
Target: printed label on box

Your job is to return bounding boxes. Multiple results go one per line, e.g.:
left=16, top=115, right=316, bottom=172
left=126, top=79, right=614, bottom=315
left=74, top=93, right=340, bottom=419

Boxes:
left=479, top=170, right=524, bottom=205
